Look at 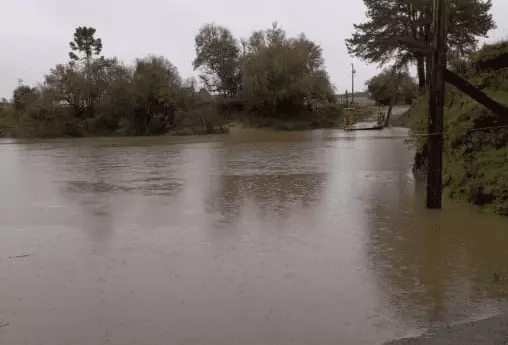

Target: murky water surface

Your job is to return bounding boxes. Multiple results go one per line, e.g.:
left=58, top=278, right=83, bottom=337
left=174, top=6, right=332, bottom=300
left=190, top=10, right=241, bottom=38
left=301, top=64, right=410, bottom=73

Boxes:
left=1, top=128, right=507, bottom=344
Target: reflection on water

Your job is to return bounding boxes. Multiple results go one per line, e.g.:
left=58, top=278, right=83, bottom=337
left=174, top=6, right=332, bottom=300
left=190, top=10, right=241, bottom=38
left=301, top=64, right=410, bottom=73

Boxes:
left=366, top=181, right=508, bottom=326
left=0, top=129, right=507, bottom=345
left=209, top=173, right=326, bottom=228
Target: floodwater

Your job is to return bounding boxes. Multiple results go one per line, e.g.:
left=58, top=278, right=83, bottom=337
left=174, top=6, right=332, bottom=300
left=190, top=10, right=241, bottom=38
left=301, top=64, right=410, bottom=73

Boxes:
left=1, top=128, right=508, bottom=345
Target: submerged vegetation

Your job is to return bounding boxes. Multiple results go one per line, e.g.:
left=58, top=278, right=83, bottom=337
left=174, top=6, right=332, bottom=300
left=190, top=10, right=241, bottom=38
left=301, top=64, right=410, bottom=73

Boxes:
left=0, top=23, right=343, bottom=138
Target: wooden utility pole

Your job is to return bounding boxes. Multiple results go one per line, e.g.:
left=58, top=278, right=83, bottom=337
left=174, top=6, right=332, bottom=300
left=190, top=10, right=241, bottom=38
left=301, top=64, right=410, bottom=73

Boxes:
left=351, top=63, right=356, bottom=105
left=426, top=0, right=447, bottom=209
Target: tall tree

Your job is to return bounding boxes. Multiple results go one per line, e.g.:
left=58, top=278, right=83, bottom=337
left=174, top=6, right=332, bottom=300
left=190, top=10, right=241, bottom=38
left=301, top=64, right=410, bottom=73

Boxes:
left=69, top=27, right=103, bottom=70
left=66, top=27, right=106, bottom=118
left=193, top=24, right=241, bottom=97
left=346, top=0, right=495, bottom=91
left=242, top=25, right=335, bottom=116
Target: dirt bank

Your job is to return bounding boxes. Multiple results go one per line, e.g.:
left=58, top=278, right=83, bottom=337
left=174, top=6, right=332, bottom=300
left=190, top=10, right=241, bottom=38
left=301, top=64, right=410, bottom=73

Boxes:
left=386, top=314, right=508, bottom=344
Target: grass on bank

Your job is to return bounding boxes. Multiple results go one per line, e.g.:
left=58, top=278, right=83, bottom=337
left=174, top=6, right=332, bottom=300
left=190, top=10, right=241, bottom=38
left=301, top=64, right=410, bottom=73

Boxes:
left=407, top=40, right=508, bottom=215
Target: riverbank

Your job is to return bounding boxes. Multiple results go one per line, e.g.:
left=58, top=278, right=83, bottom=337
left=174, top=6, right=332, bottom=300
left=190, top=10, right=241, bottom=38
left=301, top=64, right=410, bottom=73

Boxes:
left=407, top=41, right=508, bottom=216
left=387, top=313, right=508, bottom=344
left=1, top=105, right=375, bottom=138
left=171, top=105, right=376, bottom=135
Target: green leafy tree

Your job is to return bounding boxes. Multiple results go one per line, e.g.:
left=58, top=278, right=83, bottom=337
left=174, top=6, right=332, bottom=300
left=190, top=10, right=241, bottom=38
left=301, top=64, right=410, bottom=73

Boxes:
left=43, top=63, right=89, bottom=117
left=242, top=24, right=335, bottom=116
left=20, top=58, right=133, bottom=136
left=132, top=56, right=182, bottom=135
left=13, top=85, right=38, bottom=111
left=11, top=74, right=78, bottom=137
left=346, top=0, right=495, bottom=91
left=193, top=24, right=241, bottom=97
left=88, top=58, right=134, bottom=133
left=367, top=68, right=417, bottom=126
left=367, top=69, right=417, bottom=106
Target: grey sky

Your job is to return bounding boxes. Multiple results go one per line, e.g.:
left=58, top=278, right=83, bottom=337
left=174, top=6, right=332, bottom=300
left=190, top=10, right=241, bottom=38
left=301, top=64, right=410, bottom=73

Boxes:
left=1, top=0, right=508, bottom=99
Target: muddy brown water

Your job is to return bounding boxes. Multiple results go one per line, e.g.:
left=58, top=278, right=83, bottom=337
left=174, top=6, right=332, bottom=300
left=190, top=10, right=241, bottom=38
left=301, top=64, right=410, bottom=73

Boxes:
left=1, top=128, right=508, bottom=345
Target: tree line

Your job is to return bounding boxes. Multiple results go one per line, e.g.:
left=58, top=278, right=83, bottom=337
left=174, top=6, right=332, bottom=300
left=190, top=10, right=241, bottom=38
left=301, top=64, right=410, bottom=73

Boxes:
left=1, top=23, right=340, bottom=138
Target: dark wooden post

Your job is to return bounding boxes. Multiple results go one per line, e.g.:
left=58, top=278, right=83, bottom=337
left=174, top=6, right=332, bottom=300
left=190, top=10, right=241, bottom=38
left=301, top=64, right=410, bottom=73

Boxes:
left=351, top=64, right=356, bottom=105
left=426, top=0, right=447, bottom=209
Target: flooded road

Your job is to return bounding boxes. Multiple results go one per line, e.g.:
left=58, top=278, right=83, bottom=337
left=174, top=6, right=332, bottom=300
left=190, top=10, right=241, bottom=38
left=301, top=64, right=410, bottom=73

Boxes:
left=1, top=128, right=508, bottom=345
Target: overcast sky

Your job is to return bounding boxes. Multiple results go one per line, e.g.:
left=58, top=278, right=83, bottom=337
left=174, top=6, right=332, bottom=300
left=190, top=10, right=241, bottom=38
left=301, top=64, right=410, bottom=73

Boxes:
left=1, top=0, right=508, bottom=99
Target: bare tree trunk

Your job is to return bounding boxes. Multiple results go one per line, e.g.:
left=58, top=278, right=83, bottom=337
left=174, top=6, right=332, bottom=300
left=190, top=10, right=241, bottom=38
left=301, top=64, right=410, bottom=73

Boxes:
left=384, top=96, right=395, bottom=128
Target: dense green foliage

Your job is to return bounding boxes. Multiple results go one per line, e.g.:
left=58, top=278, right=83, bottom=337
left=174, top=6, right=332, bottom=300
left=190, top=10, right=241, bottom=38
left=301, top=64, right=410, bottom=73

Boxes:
left=346, top=0, right=495, bottom=89
left=366, top=69, right=417, bottom=105
left=408, top=42, right=508, bottom=215
left=0, top=103, right=17, bottom=137
left=1, top=24, right=341, bottom=138
left=241, top=24, right=336, bottom=117
left=193, top=24, right=241, bottom=97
